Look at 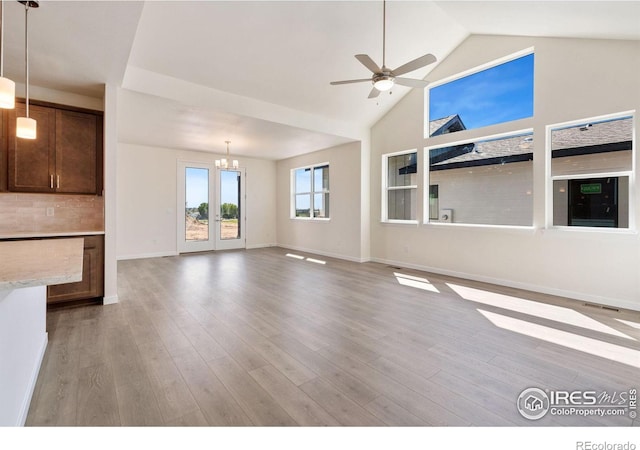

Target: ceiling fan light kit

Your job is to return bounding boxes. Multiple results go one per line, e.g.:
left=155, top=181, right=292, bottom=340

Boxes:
left=330, top=0, right=436, bottom=99
left=373, top=75, right=394, bottom=92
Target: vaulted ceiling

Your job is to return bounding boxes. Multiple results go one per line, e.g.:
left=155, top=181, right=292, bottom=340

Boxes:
left=2, top=1, right=638, bottom=160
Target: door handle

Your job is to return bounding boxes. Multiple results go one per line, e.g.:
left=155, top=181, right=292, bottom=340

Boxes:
left=50, top=174, right=54, bottom=189
left=56, top=175, right=60, bottom=189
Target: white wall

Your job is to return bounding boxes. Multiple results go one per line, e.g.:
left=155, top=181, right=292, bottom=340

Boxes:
left=371, top=35, right=640, bottom=310
left=276, top=141, right=364, bottom=262
left=117, top=143, right=277, bottom=259
left=0, top=286, right=47, bottom=426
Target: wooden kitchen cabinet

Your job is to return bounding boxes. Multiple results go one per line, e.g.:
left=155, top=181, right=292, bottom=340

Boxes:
left=7, top=104, right=56, bottom=193
left=47, top=235, right=104, bottom=304
left=6, top=100, right=103, bottom=195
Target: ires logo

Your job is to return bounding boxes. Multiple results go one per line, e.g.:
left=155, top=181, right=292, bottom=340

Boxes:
left=549, top=391, right=598, bottom=406
left=517, top=388, right=636, bottom=421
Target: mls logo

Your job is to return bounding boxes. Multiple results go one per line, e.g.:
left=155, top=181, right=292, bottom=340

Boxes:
left=525, top=395, right=544, bottom=411
left=517, top=388, right=550, bottom=420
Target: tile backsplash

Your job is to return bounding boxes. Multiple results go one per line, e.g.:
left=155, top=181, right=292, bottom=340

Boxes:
left=0, top=193, right=104, bottom=235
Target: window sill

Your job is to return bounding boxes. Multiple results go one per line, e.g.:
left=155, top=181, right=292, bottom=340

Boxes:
left=423, top=222, right=536, bottom=233
left=291, top=217, right=331, bottom=222
left=380, top=220, right=419, bottom=225
left=543, top=226, right=637, bottom=236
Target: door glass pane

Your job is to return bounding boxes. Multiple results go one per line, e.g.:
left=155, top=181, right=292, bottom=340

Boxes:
left=220, top=170, right=240, bottom=240
left=185, top=167, right=209, bottom=241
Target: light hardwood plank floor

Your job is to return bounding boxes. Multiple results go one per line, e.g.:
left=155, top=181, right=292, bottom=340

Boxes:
left=26, top=247, right=640, bottom=426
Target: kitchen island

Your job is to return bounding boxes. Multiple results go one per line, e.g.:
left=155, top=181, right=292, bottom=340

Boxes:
left=0, top=238, right=84, bottom=426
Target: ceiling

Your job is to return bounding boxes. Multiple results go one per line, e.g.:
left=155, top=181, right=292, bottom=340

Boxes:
left=2, top=1, right=639, bottom=160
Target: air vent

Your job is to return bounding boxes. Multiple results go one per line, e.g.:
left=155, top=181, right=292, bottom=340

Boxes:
left=584, top=302, right=620, bottom=312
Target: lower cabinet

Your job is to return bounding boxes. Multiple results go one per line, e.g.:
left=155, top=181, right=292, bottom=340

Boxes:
left=47, top=235, right=104, bottom=305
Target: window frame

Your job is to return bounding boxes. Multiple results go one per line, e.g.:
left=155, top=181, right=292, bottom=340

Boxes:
left=424, top=128, right=535, bottom=228
left=545, top=111, right=636, bottom=232
left=382, top=149, right=419, bottom=224
left=290, top=162, right=330, bottom=221
left=424, top=47, right=534, bottom=140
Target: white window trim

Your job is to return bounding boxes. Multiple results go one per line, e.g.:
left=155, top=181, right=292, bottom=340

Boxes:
left=291, top=162, right=331, bottom=221
left=382, top=149, right=419, bottom=224
left=423, top=128, right=534, bottom=227
left=424, top=47, right=534, bottom=139
left=545, top=111, right=636, bottom=232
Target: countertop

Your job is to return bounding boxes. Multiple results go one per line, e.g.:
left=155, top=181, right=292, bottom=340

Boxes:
left=0, top=230, right=104, bottom=240
left=0, top=238, right=84, bottom=290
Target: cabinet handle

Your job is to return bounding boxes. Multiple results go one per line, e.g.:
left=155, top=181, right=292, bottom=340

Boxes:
left=50, top=174, right=54, bottom=189
left=56, top=175, right=60, bottom=189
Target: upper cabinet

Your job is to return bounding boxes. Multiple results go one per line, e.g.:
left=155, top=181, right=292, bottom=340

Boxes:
left=5, top=101, right=103, bottom=195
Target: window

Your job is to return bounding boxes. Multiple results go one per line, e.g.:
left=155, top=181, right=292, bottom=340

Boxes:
left=428, top=185, right=439, bottom=220
left=292, top=164, right=330, bottom=219
left=426, top=131, right=534, bottom=226
left=383, top=151, right=417, bottom=222
left=427, top=52, right=534, bottom=137
left=549, top=114, right=633, bottom=229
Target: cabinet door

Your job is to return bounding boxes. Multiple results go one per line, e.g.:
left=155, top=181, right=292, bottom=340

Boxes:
left=47, top=235, right=104, bottom=304
left=7, top=104, right=56, bottom=192
left=55, top=110, right=98, bottom=194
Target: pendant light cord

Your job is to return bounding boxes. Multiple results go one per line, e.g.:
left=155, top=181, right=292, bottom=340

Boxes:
left=0, top=0, right=4, bottom=77
left=24, top=2, right=29, bottom=118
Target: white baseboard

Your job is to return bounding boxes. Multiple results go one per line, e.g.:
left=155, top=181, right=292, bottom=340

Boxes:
left=103, top=295, right=119, bottom=305
left=117, top=251, right=179, bottom=261
left=17, top=332, right=48, bottom=426
left=277, top=244, right=369, bottom=263
left=371, top=257, right=640, bottom=312
left=246, top=243, right=277, bottom=249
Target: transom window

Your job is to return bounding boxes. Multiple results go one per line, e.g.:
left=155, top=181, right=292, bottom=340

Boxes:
left=427, top=52, right=534, bottom=138
left=292, top=164, right=330, bottom=219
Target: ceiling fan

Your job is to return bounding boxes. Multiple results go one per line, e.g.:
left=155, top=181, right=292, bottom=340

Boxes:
left=330, top=0, right=437, bottom=99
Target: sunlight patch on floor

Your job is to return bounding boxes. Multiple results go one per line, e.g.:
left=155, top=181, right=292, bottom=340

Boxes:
left=286, top=253, right=327, bottom=264
left=448, top=283, right=634, bottom=341
left=478, top=309, right=640, bottom=369
left=394, top=272, right=440, bottom=293
left=616, top=318, right=640, bottom=330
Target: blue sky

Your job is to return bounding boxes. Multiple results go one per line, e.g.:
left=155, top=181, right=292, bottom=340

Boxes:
left=429, top=54, right=534, bottom=132
left=185, top=167, right=238, bottom=208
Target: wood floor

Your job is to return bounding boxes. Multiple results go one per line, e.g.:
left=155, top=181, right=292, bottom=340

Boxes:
left=26, top=247, right=640, bottom=426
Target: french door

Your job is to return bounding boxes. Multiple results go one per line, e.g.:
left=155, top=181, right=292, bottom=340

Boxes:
left=215, top=168, right=246, bottom=250
left=177, top=162, right=245, bottom=253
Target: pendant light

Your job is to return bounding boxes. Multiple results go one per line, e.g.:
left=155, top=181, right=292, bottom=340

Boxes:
left=16, top=0, right=38, bottom=140
left=215, top=141, right=239, bottom=169
left=0, top=0, right=16, bottom=108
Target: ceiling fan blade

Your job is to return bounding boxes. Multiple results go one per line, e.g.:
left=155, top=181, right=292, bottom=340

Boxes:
left=368, top=87, right=381, bottom=99
left=330, top=78, right=372, bottom=85
left=355, top=54, right=382, bottom=74
left=391, top=53, right=437, bottom=76
left=394, top=77, right=429, bottom=88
